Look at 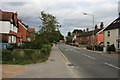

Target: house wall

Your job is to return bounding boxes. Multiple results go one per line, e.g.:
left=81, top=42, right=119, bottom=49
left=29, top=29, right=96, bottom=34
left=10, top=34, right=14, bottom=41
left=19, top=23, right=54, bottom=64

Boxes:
left=104, top=29, right=118, bottom=48
left=0, top=21, right=18, bottom=43
left=0, top=21, right=11, bottom=33
left=0, top=21, right=18, bottom=33
left=18, top=21, right=28, bottom=42
left=96, top=33, right=104, bottom=45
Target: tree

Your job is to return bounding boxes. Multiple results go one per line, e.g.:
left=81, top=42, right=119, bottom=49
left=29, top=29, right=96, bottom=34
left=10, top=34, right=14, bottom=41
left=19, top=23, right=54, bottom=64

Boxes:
left=72, top=29, right=83, bottom=34
left=38, top=11, right=61, bottom=43
left=59, top=33, right=64, bottom=40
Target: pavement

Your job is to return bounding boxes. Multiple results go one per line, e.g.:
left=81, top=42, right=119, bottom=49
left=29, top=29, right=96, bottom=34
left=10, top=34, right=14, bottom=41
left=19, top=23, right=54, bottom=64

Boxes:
left=14, top=45, right=80, bottom=78
left=58, top=43, right=120, bottom=78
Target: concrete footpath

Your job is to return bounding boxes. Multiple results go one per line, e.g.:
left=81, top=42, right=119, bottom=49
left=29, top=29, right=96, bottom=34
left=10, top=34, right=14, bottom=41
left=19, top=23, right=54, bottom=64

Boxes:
left=14, top=45, right=79, bottom=78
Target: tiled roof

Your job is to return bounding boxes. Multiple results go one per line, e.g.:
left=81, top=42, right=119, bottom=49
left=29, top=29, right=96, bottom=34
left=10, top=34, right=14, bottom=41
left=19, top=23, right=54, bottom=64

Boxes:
left=0, top=11, right=13, bottom=21
left=28, top=28, right=35, bottom=32
left=77, top=29, right=102, bottom=37
left=104, top=17, right=120, bottom=31
left=0, top=11, right=18, bottom=26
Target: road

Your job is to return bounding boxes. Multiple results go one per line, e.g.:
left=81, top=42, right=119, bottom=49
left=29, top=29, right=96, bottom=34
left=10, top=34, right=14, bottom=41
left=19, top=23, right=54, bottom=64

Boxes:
left=58, top=43, right=120, bottom=78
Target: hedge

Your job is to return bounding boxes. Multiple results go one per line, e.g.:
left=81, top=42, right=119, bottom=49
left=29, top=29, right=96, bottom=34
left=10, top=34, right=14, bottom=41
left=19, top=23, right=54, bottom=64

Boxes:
left=2, top=50, right=13, bottom=61
left=2, top=44, right=52, bottom=64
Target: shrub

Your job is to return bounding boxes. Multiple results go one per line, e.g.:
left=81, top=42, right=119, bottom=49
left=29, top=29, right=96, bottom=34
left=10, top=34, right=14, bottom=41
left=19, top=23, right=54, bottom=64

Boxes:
left=107, top=44, right=116, bottom=52
left=22, top=41, right=42, bottom=49
left=2, top=50, right=13, bottom=61
left=86, top=45, right=92, bottom=50
left=24, top=49, right=35, bottom=59
left=95, top=45, right=103, bottom=51
left=40, top=44, right=51, bottom=55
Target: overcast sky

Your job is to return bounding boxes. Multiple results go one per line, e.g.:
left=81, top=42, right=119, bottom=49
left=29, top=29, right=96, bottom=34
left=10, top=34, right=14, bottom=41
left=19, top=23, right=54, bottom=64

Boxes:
left=1, top=0, right=120, bottom=36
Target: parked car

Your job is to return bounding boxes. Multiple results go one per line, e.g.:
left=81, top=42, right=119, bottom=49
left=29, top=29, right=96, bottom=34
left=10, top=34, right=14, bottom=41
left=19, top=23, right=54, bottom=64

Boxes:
left=0, top=43, right=13, bottom=50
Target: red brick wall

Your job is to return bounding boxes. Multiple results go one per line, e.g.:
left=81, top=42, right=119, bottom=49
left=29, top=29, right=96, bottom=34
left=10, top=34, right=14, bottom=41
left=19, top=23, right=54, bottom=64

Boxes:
left=0, top=33, right=8, bottom=42
left=18, top=22, right=28, bottom=42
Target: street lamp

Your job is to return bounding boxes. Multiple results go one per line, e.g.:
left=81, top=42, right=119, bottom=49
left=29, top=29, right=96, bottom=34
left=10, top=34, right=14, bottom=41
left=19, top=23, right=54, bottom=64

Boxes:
left=83, top=13, right=95, bottom=50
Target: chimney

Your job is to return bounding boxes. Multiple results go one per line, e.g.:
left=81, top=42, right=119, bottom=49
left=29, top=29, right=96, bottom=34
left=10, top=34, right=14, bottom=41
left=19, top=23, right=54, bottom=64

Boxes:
left=83, top=29, right=85, bottom=32
left=18, top=19, right=22, bottom=23
left=100, top=22, right=104, bottom=29
left=86, top=28, right=89, bottom=32
left=95, top=24, right=98, bottom=30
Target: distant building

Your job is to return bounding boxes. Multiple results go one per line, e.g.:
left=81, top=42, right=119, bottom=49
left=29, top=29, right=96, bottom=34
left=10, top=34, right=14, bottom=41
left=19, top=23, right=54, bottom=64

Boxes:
left=17, top=19, right=29, bottom=43
left=104, top=17, right=120, bottom=52
left=76, top=22, right=104, bottom=45
left=28, top=28, right=35, bottom=42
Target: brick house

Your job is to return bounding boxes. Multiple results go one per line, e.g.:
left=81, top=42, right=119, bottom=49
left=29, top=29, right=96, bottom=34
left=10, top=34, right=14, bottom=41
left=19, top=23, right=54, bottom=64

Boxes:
left=76, top=22, right=104, bottom=45
left=0, top=10, right=18, bottom=43
left=17, top=19, right=29, bottom=43
left=0, top=10, right=32, bottom=43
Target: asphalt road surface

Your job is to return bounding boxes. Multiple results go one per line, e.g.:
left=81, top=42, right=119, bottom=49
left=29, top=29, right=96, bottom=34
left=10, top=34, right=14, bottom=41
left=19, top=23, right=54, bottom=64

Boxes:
left=58, top=43, right=120, bottom=78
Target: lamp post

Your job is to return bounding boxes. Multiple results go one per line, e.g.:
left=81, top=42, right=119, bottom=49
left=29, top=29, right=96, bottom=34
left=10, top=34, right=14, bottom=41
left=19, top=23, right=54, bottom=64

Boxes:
left=83, top=13, right=95, bottom=50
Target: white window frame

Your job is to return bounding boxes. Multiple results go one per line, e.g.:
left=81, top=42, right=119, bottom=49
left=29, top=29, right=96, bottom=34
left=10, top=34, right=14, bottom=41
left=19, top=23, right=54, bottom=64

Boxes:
left=116, top=40, right=120, bottom=49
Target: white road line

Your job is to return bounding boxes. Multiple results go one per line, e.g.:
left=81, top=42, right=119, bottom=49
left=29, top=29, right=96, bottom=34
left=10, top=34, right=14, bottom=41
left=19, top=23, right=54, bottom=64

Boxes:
left=82, top=54, right=95, bottom=59
left=74, top=51, right=79, bottom=53
left=105, top=62, right=120, bottom=70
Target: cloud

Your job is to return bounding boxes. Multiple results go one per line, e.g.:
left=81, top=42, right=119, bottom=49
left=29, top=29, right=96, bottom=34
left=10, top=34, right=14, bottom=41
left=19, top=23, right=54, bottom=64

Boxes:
left=1, top=0, right=119, bottom=36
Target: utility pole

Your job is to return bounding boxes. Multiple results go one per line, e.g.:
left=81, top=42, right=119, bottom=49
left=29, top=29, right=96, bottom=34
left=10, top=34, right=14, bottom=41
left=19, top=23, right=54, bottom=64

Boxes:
left=83, top=13, right=95, bottom=50
left=118, top=1, right=120, bottom=17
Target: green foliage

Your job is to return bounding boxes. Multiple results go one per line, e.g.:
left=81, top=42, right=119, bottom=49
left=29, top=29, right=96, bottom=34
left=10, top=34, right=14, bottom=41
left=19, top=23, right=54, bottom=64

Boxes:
left=38, top=11, right=61, bottom=43
left=72, top=29, right=83, bottom=34
left=107, top=44, right=116, bottom=52
left=67, top=31, right=71, bottom=36
left=40, top=44, right=51, bottom=55
left=79, top=41, right=88, bottom=45
left=94, top=45, right=103, bottom=51
left=86, top=45, right=92, bottom=50
left=21, top=41, right=42, bottom=49
left=2, top=50, right=13, bottom=61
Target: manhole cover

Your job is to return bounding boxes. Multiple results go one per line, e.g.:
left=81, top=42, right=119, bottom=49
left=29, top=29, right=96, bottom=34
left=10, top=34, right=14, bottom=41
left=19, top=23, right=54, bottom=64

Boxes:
left=50, top=59, right=55, bottom=61
left=68, top=64, right=74, bottom=66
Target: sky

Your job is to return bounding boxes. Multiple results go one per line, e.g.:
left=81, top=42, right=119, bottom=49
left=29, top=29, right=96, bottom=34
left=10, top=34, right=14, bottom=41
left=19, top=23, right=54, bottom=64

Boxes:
left=1, top=0, right=120, bottom=36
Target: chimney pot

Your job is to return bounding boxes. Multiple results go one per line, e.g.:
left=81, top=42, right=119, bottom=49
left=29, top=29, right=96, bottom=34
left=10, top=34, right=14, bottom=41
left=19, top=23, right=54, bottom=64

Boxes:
left=95, top=24, right=98, bottom=30
left=100, top=22, right=104, bottom=29
left=86, top=28, right=89, bottom=32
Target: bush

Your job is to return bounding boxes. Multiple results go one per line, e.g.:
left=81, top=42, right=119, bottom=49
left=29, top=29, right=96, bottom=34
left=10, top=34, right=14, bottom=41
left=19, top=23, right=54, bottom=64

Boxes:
left=86, top=45, right=92, bottom=50
left=2, top=50, right=13, bottom=61
left=40, top=44, right=51, bottom=55
left=2, top=44, right=52, bottom=65
left=95, top=45, right=103, bottom=51
left=107, top=44, right=116, bottom=52
left=21, top=42, right=42, bottom=49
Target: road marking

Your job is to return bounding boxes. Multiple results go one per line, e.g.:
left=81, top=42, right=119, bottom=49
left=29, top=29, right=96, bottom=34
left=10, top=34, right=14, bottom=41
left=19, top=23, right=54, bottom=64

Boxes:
left=74, top=50, right=79, bottom=53
left=82, top=54, right=95, bottom=59
left=105, top=62, right=120, bottom=70
left=65, top=49, right=68, bottom=51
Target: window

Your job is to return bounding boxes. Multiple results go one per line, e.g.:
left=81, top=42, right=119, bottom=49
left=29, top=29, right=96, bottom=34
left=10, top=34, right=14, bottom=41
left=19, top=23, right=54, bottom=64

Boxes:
left=107, top=42, right=110, bottom=46
left=107, top=31, right=110, bottom=37
left=117, top=40, right=120, bottom=49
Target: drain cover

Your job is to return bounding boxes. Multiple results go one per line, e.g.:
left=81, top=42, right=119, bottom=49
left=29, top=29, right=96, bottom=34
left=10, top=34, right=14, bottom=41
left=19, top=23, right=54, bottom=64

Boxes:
left=68, top=64, right=74, bottom=66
